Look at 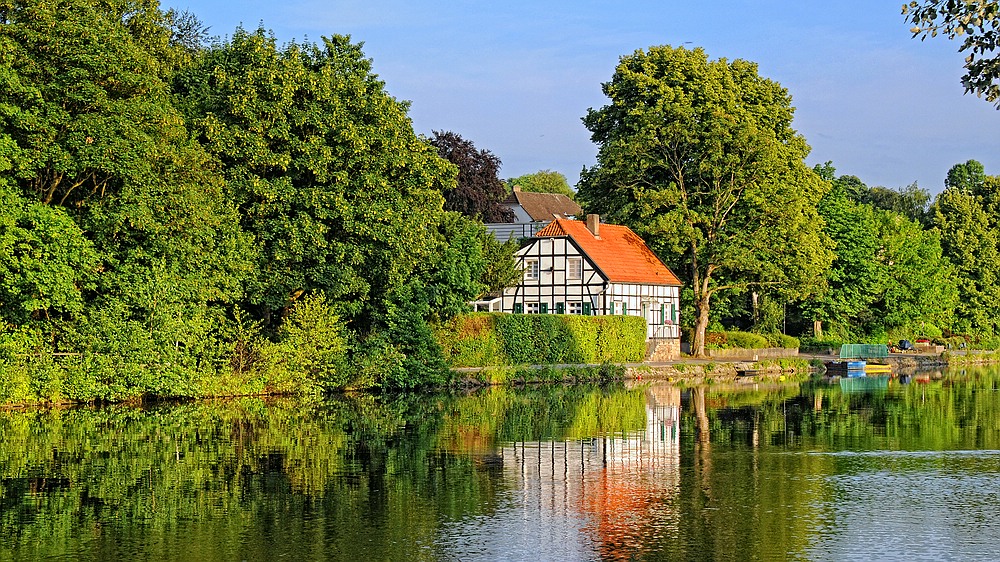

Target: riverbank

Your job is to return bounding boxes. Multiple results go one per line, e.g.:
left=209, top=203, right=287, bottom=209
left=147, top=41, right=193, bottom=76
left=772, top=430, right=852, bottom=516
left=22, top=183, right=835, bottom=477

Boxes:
left=450, top=349, right=970, bottom=389
left=0, top=349, right=988, bottom=409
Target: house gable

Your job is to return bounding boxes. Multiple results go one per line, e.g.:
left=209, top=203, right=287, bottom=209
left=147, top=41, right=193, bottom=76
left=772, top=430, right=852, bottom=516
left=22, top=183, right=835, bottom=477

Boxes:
left=500, top=216, right=682, bottom=343
left=535, top=218, right=681, bottom=286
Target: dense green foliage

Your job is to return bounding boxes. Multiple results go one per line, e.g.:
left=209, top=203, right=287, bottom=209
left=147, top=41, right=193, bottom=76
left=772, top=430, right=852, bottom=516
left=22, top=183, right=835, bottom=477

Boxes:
left=506, top=169, right=575, bottom=198
left=799, top=163, right=957, bottom=342
left=932, top=160, right=1000, bottom=338
left=435, top=313, right=647, bottom=367
left=0, top=2, right=494, bottom=402
left=704, top=331, right=799, bottom=350
left=577, top=45, right=834, bottom=356
left=6, top=2, right=1000, bottom=404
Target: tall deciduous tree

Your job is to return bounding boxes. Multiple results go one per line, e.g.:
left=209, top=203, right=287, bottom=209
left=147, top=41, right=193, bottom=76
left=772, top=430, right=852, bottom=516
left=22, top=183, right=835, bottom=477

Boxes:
left=175, top=30, right=485, bottom=383
left=0, top=0, right=253, bottom=364
left=0, top=0, right=189, bottom=206
left=934, top=186, right=1000, bottom=335
left=805, top=171, right=886, bottom=338
left=904, top=1, right=1000, bottom=107
left=931, top=159, right=1000, bottom=337
left=808, top=163, right=955, bottom=340
left=577, top=46, right=833, bottom=356
left=862, top=182, right=932, bottom=225
left=507, top=170, right=575, bottom=198
left=874, top=209, right=957, bottom=337
left=429, top=131, right=514, bottom=223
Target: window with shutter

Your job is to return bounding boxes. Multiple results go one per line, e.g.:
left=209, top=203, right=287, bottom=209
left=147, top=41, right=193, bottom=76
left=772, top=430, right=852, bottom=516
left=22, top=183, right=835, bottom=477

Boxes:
left=583, top=302, right=591, bottom=315
left=540, top=303, right=548, bottom=314
left=556, top=302, right=565, bottom=314
left=514, top=303, right=523, bottom=314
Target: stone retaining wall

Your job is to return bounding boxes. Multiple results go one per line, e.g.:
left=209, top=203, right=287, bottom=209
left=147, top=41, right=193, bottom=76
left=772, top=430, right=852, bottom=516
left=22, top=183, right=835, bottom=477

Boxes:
left=647, top=338, right=681, bottom=361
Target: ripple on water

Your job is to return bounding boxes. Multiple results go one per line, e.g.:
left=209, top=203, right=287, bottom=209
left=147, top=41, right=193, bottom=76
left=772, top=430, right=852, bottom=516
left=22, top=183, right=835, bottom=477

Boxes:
left=806, top=450, right=1000, bottom=561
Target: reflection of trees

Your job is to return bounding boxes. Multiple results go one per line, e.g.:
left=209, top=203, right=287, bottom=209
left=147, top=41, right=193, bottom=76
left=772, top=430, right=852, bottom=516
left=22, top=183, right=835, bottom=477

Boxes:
left=0, top=384, right=661, bottom=560
left=7, top=370, right=1000, bottom=560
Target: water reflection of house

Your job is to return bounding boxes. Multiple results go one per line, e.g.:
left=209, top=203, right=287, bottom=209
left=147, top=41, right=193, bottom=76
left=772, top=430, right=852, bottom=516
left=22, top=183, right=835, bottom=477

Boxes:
left=497, top=385, right=682, bottom=560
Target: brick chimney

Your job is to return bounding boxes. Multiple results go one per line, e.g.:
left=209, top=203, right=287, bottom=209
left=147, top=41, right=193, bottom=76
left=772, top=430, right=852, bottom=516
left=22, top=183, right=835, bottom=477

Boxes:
left=586, top=214, right=600, bottom=237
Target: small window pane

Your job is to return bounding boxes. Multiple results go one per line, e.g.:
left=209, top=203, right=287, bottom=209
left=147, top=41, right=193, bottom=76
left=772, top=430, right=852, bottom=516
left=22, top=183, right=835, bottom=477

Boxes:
left=568, top=258, right=582, bottom=279
left=524, top=259, right=539, bottom=280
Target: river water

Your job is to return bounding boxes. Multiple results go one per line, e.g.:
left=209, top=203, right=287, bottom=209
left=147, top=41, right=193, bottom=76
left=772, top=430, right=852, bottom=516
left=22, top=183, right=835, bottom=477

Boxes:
left=4, top=369, right=1000, bottom=561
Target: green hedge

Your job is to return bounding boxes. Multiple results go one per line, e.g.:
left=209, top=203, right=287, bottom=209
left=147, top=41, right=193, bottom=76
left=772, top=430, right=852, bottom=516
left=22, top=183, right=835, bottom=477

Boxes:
left=435, top=313, right=647, bottom=367
left=706, top=331, right=799, bottom=350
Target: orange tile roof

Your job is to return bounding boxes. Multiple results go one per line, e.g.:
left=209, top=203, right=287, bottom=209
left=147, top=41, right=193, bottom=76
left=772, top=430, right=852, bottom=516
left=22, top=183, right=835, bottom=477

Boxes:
left=535, top=219, right=681, bottom=286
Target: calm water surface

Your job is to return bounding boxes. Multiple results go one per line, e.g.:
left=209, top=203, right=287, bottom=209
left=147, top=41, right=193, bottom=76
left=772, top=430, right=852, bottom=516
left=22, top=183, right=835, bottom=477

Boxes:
left=5, top=369, right=1000, bottom=560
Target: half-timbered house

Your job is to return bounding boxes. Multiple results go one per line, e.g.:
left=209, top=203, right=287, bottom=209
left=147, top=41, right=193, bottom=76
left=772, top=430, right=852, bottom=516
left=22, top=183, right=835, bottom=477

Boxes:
left=500, top=215, right=682, bottom=342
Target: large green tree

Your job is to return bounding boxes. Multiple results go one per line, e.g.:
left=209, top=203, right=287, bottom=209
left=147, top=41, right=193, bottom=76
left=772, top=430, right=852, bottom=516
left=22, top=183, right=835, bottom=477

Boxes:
left=577, top=46, right=833, bottom=356
left=807, top=164, right=955, bottom=340
left=175, top=30, right=485, bottom=383
left=805, top=166, right=886, bottom=338
left=507, top=170, right=575, bottom=198
left=429, top=131, right=514, bottom=223
left=932, top=159, right=1000, bottom=336
left=874, top=209, right=957, bottom=336
left=904, top=0, right=1000, bottom=107
left=934, top=186, right=1000, bottom=335
left=0, top=0, right=252, bottom=371
left=0, top=0, right=188, bottom=205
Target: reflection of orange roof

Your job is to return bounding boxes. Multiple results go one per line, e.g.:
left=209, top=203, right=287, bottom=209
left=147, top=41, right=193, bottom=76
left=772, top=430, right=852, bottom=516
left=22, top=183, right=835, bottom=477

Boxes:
left=535, top=219, right=681, bottom=286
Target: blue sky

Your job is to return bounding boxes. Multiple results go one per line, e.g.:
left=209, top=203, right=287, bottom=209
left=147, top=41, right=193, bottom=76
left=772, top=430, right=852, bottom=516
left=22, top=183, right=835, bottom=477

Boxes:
left=167, top=0, right=1000, bottom=194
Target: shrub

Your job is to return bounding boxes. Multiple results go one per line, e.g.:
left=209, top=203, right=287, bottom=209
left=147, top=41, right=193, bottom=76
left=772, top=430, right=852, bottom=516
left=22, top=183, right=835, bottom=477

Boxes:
left=272, top=293, right=348, bottom=393
left=347, top=334, right=407, bottom=390
left=435, top=314, right=504, bottom=366
left=706, top=331, right=769, bottom=349
left=595, top=316, right=647, bottom=362
left=435, top=312, right=647, bottom=367
left=762, top=332, right=800, bottom=349
left=724, top=331, right=769, bottom=349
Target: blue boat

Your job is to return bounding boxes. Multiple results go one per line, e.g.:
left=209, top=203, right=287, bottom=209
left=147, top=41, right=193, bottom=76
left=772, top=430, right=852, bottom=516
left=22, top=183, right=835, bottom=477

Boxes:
left=826, top=360, right=866, bottom=373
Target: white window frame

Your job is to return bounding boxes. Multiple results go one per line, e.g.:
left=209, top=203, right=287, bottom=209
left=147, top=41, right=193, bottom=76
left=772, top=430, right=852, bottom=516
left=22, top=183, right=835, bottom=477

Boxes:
left=524, top=259, right=539, bottom=280
left=567, top=302, right=583, bottom=315
left=567, top=257, right=583, bottom=280
left=525, top=302, right=540, bottom=314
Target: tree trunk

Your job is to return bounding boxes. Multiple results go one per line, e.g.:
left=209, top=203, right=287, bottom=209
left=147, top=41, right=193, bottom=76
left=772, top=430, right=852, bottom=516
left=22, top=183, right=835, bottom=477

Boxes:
left=813, top=319, right=823, bottom=339
left=691, top=293, right=711, bottom=357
